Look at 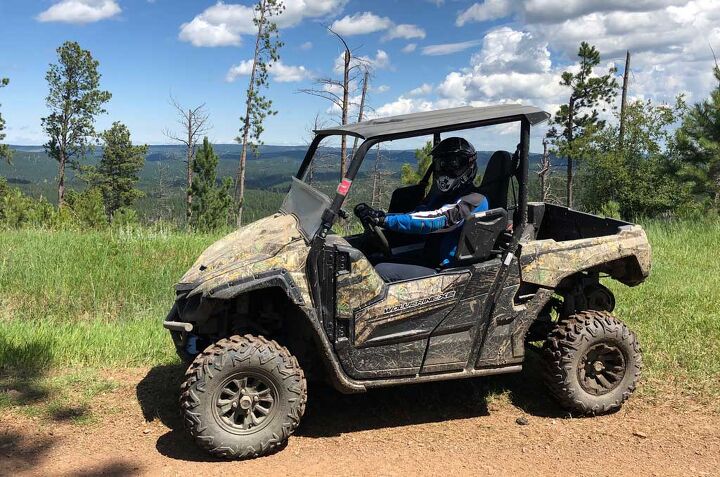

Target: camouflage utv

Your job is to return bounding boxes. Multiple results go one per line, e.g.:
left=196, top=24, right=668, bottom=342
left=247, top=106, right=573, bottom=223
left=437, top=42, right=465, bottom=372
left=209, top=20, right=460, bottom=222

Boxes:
left=164, top=105, right=650, bottom=459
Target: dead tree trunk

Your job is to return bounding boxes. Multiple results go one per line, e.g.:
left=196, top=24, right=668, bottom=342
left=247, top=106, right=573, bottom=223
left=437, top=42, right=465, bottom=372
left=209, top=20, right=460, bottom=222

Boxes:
left=340, top=39, right=350, bottom=178
left=619, top=50, right=631, bottom=148
left=163, top=98, right=210, bottom=223
left=350, top=69, right=370, bottom=160
left=538, top=139, right=551, bottom=202
left=371, top=144, right=381, bottom=207
left=566, top=98, right=575, bottom=208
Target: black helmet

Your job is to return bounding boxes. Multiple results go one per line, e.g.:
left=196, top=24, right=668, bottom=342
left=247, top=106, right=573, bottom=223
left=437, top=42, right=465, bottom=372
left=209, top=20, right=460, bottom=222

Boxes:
left=431, top=137, right=477, bottom=193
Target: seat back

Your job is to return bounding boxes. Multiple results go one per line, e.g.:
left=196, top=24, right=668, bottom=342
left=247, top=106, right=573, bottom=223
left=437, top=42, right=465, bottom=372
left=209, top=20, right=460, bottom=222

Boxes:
left=388, top=166, right=433, bottom=213
left=477, top=151, right=514, bottom=210
left=454, top=208, right=508, bottom=263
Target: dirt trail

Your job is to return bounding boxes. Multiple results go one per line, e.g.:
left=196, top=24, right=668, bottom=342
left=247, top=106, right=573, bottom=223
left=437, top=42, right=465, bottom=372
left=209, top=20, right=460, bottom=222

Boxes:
left=2, top=365, right=718, bottom=477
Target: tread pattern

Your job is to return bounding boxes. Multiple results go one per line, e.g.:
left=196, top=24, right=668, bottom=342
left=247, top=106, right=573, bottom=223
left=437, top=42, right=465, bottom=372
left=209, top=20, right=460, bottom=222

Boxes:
left=180, top=334, right=307, bottom=459
left=542, top=310, right=642, bottom=415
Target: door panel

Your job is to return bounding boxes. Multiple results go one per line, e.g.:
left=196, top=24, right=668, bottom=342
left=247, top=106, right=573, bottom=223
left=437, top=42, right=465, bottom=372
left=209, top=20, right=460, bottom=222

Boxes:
left=353, top=272, right=470, bottom=347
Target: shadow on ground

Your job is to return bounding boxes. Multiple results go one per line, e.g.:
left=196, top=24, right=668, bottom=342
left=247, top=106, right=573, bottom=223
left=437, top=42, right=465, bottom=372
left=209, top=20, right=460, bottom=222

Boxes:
left=136, top=352, right=567, bottom=462
left=0, top=429, right=56, bottom=474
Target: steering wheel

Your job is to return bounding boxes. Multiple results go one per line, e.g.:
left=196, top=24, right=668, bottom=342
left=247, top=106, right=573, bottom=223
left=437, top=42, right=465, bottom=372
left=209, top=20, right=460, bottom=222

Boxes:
left=353, top=204, right=391, bottom=256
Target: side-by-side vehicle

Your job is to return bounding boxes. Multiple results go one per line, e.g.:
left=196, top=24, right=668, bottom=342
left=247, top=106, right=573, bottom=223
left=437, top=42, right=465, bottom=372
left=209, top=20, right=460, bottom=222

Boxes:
left=164, top=104, right=651, bottom=459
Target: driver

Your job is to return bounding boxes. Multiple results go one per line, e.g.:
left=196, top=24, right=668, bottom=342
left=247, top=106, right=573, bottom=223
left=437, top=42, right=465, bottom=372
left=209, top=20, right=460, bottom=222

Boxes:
left=356, top=137, right=488, bottom=282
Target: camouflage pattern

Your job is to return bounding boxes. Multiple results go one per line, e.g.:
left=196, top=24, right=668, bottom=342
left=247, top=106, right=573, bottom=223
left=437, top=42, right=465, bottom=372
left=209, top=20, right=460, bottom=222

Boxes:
left=179, top=214, right=313, bottom=305
left=354, top=272, right=470, bottom=346
left=328, top=236, right=385, bottom=319
left=521, top=225, right=651, bottom=287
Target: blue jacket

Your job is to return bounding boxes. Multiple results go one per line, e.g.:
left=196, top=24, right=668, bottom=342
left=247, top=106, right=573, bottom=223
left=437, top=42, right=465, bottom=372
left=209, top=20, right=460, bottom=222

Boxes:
left=383, top=190, right=489, bottom=267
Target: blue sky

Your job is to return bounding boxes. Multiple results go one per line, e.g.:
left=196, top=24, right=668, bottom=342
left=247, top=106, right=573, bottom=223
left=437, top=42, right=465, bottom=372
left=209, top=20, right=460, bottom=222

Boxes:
left=1, top=0, right=719, bottom=152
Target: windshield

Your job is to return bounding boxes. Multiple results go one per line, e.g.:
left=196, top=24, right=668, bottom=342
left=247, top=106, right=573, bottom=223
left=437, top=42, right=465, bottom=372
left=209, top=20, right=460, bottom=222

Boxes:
left=280, top=177, right=331, bottom=241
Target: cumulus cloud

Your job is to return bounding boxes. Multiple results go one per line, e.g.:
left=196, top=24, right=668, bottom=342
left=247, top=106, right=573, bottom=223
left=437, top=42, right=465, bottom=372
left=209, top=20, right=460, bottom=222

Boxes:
left=334, top=49, right=391, bottom=72
left=372, top=96, right=434, bottom=117
left=470, top=27, right=551, bottom=74
left=383, top=24, right=426, bottom=41
left=456, top=0, right=688, bottom=25
left=330, top=11, right=392, bottom=35
left=421, top=39, right=483, bottom=56
left=408, top=83, right=433, bottom=96
left=374, top=27, right=564, bottom=123
left=448, top=0, right=720, bottom=109
left=226, top=60, right=311, bottom=83
left=37, top=0, right=121, bottom=24
left=180, top=0, right=349, bottom=47
left=330, top=11, right=426, bottom=41
left=456, top=0, right=512, bottom=26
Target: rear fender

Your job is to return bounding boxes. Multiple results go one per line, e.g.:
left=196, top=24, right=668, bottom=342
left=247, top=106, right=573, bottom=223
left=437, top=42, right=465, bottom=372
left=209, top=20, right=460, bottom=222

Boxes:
left=520, top=225, right=651, bottom=288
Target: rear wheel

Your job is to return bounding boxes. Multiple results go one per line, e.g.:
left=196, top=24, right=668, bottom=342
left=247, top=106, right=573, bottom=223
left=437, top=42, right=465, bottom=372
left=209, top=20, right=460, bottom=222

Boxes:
left=180, top=334, right=306, bottom=459
left=542, top=310, right=641, bottom=415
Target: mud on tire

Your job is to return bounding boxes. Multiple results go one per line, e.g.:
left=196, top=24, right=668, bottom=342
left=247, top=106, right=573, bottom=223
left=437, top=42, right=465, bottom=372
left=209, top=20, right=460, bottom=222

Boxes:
left=180, top=334, right=307, bottom=459
left=542, top=310, right=642, bottom=415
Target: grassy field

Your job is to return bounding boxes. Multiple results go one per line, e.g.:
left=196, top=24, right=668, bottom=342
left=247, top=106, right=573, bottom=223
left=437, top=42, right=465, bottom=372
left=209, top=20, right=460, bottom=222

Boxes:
left=0, top=220, right=718, bottom=400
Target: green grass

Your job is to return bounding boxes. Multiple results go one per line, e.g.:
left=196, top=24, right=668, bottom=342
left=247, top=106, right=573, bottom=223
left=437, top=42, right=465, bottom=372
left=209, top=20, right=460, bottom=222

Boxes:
left=0, top=227, right=218, bottom=369
left=607, top=219, right=720, bottom=397
left=0, top=220, right=718, bottom=401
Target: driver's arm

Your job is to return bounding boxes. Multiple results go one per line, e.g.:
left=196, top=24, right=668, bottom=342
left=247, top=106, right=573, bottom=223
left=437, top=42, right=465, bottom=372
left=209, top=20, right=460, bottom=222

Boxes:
left=383, top=193, right=488, bottom=234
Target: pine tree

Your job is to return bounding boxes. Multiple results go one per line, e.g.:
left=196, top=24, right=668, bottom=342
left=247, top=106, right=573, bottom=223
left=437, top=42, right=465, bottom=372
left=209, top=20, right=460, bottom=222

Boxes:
left=675, top=66, right=720, bottom=209
left=546, top=42, right=618, bottom=207
left=401, top=141, right=433, bottom=185
left=41, top=41, right=112, bottom=207
left=191, top=137, right=234, bottom=231
left=0, top=77, right=10, bottom=163
left=236, top=0, right=285, bottom=226
left=95, top=122, right=148, bottom=218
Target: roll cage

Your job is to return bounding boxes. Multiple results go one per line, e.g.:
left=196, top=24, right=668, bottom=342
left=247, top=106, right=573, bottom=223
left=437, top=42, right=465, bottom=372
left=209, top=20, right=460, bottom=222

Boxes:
left=297, top=104, right=550, bottom=246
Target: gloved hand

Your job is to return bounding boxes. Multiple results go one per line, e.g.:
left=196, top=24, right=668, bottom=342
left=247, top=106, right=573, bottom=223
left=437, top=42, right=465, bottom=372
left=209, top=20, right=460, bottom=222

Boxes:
left=354, top=203, right=386, bottom=227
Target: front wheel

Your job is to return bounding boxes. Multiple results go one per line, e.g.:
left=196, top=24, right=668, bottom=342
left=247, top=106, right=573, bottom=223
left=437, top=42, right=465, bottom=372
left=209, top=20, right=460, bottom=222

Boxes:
left=180, top=334, right=307, bottom=459
left=542, top=310, right=642, bottom=415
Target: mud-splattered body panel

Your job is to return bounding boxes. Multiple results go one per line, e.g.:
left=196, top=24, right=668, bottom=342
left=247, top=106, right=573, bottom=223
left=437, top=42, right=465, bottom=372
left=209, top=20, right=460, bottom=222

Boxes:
left=521, top=225, right=651, bottom=288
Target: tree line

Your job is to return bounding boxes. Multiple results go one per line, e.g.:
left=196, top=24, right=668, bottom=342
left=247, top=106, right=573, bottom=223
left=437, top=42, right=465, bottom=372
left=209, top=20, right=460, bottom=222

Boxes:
left=542, top=42, right=720, bottom=219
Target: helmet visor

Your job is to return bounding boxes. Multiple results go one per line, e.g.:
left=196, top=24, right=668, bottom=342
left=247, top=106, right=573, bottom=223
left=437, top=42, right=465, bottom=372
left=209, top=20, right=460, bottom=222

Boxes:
left=433, top=154, right=466, bottom=176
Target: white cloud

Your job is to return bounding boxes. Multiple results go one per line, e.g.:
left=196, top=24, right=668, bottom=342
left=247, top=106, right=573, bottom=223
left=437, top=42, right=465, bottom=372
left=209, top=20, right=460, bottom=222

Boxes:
left=456, top=0, right=687, bottom=26
left=37, top=0, right=121, bottom=24
left=300, top=41, right=313, bottom=50
left=384, top=24, right=426, bottom=41
left=456, top=0, right=512, bottom=26
left=522, top=0, right=686, bottom=23
left=271, top=62, right=312, bottom=82
left=421, top=39, right=483, bottom=56
left=334, top=49, right=391, bottom=72
left=330, top=11, right=392, bottom=36
left=408, top=83, right=433, bottom=96
left=373, top=84, right=391, bottom=93
left=372, top=96, right=434, bottom=117
left=330, top=11, right=425, bottom=41
left=226, top=60, right=310, bottom=83
left=179, top=3, right=254, bottom=47
left=180, top=0, right=349, bottom=47
left=402, top=43, right=417, bottom=53
left=471, top=27, right=551, bottom=74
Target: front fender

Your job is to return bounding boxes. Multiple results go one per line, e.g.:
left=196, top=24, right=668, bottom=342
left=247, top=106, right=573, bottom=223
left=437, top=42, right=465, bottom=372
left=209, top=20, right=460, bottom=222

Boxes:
left=205, top=268, right=305, bottom=305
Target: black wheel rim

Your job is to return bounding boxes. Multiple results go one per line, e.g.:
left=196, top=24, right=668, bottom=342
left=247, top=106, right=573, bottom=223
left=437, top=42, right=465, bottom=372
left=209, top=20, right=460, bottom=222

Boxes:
left=213, top=373, right=278, bottom=434
left=578, top=342, right=626, bottom=396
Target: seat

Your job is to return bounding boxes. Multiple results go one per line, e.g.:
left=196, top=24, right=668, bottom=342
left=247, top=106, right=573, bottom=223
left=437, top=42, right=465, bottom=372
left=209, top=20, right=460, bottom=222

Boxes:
left=477, top=150, right=514, bottom=209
